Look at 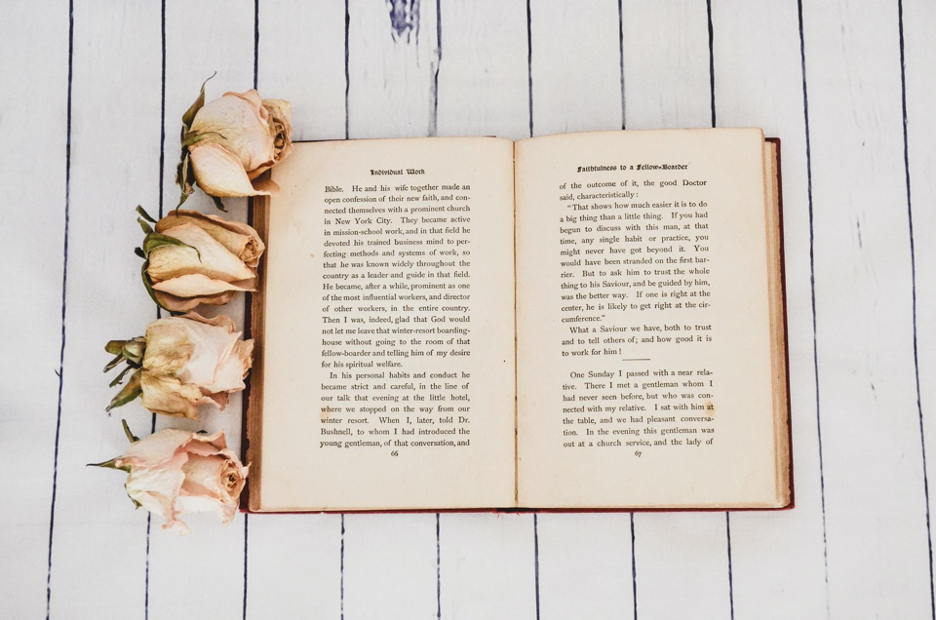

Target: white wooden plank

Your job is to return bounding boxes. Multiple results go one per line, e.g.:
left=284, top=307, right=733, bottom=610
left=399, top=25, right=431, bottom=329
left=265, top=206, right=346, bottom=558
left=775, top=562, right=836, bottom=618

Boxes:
left=632, top=513, right=730, bottom=619
left=244, top=514, right=342, bottom=618
left=621, top=0, right=710, bottom=130
left=343, top=513, right=438, bottom=619
left=537, top=513, right=634, bottom=619
left=530, top=0, right=622, bottom=136
left=436, top=0, right=530, bottom=140
left=620, top=1, right=731, bottom=617
left=802, top=0, right=933, bottom=616
left=43, top=0, right=163, bottom=617
left=904, top=0, right=936, bottom=608
left=146, top=2, right=255, bottom=618
left=0, top=1, right=70, bottom=618
left=347, top=0, right=439, bottom=139
left=438, top=513, right=537, bottom=619
left=433, top=2, right=537, bottom=616
left=710, top=1, right=828, bottom=617
left=245, top=1, right=347, bottom=616
left=527, top=2, right=637, bottom=617
left=257, top=0, right=346, bottom=141
left=341, top=1, right=439, bottom=616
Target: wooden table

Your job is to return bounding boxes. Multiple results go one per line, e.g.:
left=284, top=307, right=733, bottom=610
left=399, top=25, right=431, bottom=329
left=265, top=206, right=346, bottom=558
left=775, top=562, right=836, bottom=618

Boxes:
left=3, top=0, right=934, bottom=618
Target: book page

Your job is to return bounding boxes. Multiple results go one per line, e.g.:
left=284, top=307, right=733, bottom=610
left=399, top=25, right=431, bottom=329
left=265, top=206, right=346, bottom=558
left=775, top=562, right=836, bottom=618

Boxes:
left=516, top=129, right=784, bottom=508
left=254, top=137, right=516, bottom=511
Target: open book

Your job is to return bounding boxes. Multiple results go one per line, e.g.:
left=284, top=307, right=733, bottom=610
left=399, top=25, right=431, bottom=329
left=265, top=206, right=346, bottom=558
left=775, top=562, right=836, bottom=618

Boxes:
left=245, top=128, right=791, bottom=512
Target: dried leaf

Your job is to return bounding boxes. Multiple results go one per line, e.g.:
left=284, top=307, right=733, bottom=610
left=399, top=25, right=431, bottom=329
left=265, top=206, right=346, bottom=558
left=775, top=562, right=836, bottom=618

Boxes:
left=140, top=260, right=162, bottom=309
left=106, top=370, right=143, bottom=412
left=136, top=205, right=157, bottom=223
left=108, top=364, right=135, bottom=388
left=137, top=217, right=154, bottom=235
left=86, top=457, right=131, bottom=473
left=210, top=195, right=227, bottom=212
left=122, top=419, right=140, bottom=443
left=122, top=338, right=146, bottom=364
left=181, top=72, right=216, bottom=130
left=142, top=232, right=201, bottom=260
left=105, top=340, right=127, bottom=355
left=181, top=130, right=226, bottom=148
left=104, top=353, right=125, bottom=373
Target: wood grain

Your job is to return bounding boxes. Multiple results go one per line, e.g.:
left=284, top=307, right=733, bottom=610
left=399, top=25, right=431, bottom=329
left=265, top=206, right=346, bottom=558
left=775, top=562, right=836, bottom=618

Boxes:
left=802, top=0, right=933, bottom=616
left=434, top=1, right=537, bottom=616
left=4, top=0, right=936, bottom=617
left=146, top=2, right=255, bottom=619
left=621, top=1, right=731, bottom=618
left=905, top=0, right=936, bottom=610
left=342, top=0, right=440, bottom=616
left=711, top=2, right=828, bottom=618
left=246, top=2, right=346, bottom=616
left=0, top=0, right=70, bottom=617
left=41, top=1, right=161, bottom=616
left=528, top=2, right=636, bottom=617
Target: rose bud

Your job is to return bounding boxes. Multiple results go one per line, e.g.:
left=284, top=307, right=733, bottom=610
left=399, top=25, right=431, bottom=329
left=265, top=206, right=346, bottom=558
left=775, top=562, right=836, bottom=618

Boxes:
left=91, top=423, right=248, bottom=535
left=104, top=312, right=253, bottom=420
left=134, top=206, right=265, bottom=312
left=176, top=76, right=293, bottom=207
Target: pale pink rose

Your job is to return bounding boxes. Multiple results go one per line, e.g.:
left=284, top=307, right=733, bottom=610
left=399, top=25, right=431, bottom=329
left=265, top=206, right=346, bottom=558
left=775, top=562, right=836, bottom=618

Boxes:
left=144, top=209, right=265, bottom=312
left=105, top=312, right=253, bottom=420
left=183, top=89, right=293, bottom=198
left=113, top=428, right=248, bottom=534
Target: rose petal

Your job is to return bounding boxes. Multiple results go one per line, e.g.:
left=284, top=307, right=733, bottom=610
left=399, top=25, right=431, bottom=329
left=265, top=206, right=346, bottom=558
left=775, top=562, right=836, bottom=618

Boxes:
left=150, top=273, right=254, bottom=299
left=181, top=454, right=228, bottom=497
left=150, top=222, right=255, bottom=282
left=208, top=338, right=254, bottom=394
left=155, top=210, right=265, bottom=267
left=185, top=430, right=229, bottom=455
left=189, top=143, right=277, bottom=198
left=139, top=372, right=204, bottom=419
left=116, top=428, right=195, bottom=468
left=170, top=315, right=242, bottom=388
left=173, top=494, right=230, bottom=524
left=153, top=290, right=237, bottom=313
left=146, top=244, right=201, bottom=284
left=142, top=319, right=194, bottom=376
left=123, top=450, right=190, bottom=532
left=180, top=311, right=238, bottom=332
left=190, top=90, right=275, bottom=174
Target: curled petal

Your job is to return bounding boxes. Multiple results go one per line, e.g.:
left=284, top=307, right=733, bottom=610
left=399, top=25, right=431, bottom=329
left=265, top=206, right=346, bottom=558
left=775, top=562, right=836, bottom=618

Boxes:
left=251, top=98, right=293, bottom=178
left=155, top=210, right=265, bottom=267
left=145, top=244, right=201, bottom=283
left=180, top=311, right=239, bottom=332
left=117, top=428, right=197, bottom=468
left=153, top=290, right=237, bottom=313
left=190, top=90, right=275, bottom=173
left=143, top=320, right=194, bottom=377
left=139, top=372, right=204, bottom=420
left=149, top=223, right=255, bottom=283
left=123, top=450, right=190, bottom=533
left=189, top=143, right=278, bottom=198
left=209, top=338, right=254, bottom=394
left=150, top=273, right=254, bottom=299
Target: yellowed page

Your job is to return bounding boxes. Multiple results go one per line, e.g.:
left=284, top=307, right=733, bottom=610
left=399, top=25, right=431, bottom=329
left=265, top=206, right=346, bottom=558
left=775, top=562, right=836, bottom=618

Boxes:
left=516, top=129, right=783, bottom=508
left=257, top=137, right=516, bottom=511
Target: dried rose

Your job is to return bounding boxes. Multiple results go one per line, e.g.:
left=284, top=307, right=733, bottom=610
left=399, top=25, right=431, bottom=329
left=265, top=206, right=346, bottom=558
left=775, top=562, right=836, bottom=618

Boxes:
left=91, top=422, right=248, bottom=534
left=135, top=206, right=265, bottom=312
left=176, top=75, right=293, bottom=208
left=104, top=311, right=253, bottom=420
